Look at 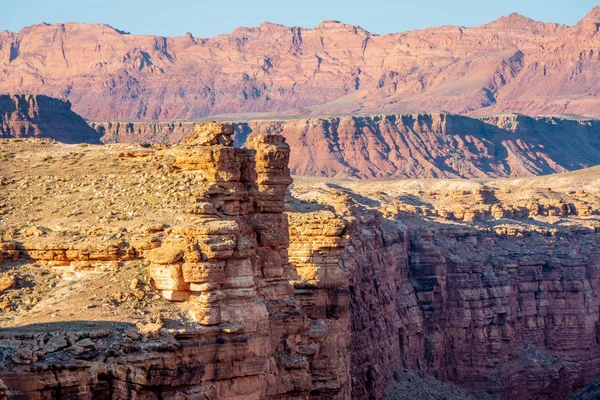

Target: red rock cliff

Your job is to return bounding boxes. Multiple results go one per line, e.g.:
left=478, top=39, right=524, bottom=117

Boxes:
left=91, top=113, right=600, bottom=179
left=288, top=178, right=600, bottom=399
left=0, top=124, right=346, bottom=399
left=0, top=94, right=100, bottom=143
left=2, top=126, right=600, bottom=399
left=2, top=8, right=600, bottom=120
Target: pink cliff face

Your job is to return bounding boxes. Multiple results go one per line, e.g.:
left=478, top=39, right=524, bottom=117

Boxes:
left=0, top=9, right=599, bottom=120
left=1, top=7, right=600, bottom=400
left=1, top=124, right=600, bottom=398
left=91, top=113, right=600, bottom=180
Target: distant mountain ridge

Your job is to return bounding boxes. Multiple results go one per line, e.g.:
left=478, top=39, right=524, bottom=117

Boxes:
left=1, top=7, right=600, bottom=120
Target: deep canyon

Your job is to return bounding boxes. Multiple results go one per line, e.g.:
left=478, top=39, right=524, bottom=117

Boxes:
left=0, top=124, right=600, bottom=399
left=1, top=6, right=600, bottom=399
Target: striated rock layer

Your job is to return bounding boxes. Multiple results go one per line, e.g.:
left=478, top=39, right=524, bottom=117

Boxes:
left=2, top=8, right=600, bottom=120
left=89, top=120, right=196, bottom=144
left=92, top=112, right=600, bottom=179
left=2, top=125, right=600, bottom=399
left=0, top=94, right=100, bottom=143
left=288, top=174, right=600, bottom=400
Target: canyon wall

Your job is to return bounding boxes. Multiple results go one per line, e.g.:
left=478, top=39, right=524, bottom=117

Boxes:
left=288, top=180, right=600, bottom=399
left=92, top=113, right=600, bottom=179
left=0, top=94, right=100, bottom=143
left=1, top=8, right=600, bottom=120
left=2, top=124, right=600, bottom=398
left=89, top=120, right=196, bottom=144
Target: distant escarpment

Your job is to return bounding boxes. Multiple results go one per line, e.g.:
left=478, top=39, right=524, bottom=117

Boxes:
left=0, top=94, right=100, bottom=143
left=1, top=8, right=600, bottom=120
left=89, top=120, right=196, bottom=144
left=91, top=112, right=600, bottom=179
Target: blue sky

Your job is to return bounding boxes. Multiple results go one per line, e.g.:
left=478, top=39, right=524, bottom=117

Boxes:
left=2, top=0, right=598, bottom=37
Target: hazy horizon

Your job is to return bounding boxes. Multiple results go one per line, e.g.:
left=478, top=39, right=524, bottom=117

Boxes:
left=2, top=0, right=598, bottom=38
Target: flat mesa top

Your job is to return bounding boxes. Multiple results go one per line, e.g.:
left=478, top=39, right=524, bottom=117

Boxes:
left=0, top=139, right=197, bottom=241
left=0, top=139, right=206, bottom=329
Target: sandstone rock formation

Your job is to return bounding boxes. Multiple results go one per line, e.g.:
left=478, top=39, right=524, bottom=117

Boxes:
left=1, top=8, right=600, bottom=120
left=0, top=94, right=100, bottom=143
left=0, top=123, right=349, bottom=399
left=92, top=112, right=600, bottom=179
left=2, top=125, right=600, bottom=399
left=0, top=274, right=15, bottom=292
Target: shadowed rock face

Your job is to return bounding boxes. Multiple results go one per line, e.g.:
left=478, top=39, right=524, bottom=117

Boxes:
left=0, top=94, right=101, bottom=143
left=287, top=175, right=600, bottom=400
left=1, top=8, right=600, bottom=120
left=91, top=112, right=600, bottom=179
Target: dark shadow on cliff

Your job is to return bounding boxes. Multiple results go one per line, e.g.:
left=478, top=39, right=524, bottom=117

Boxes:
left=0, top=94, right=103, bottom=144
left=324, top=183, right=382, bottom=207
left=335, top=183, right=600, bottom=400
left=397, top=194, right=435, bottom=208
left=0, top=320, right=135, bottom=334
left=285, top=191, right=336, bottom=213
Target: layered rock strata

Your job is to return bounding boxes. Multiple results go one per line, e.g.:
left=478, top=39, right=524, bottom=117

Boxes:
left=91, top=113, right=600, bottom=179
left=2, top=130, right=600, bottom=399
left=2, top=8, right=600, bottom=119
left=0, top=124, right=348, bottom=399
left=288, top=176, right=600, bottom=400
left=0, top=94, right=100, bottom=143
left=89, top=120, right=195, bottom=144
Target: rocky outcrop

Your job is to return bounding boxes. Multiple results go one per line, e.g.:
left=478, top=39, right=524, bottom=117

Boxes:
left=0, top=123, right=351, bottom=399
left=1, top=8, right=600, bottom=120
left=92, top=113, right=600, bottom=179
left=288, top=210, right=352, bottom=396
left=288, top=179, right=600, bottom=400
left=406, top=227, right=600, bottom=399
left=0, top=94, right=100, bottom=143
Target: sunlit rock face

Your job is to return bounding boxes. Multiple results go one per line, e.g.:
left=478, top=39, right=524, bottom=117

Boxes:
left=0, top=123, right=335, bottom=399
left=3, top=9, right=600, bottom=120
left=92, top=113, right=600, bottom=180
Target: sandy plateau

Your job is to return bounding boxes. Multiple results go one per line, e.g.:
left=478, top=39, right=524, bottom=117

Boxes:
left=1, top=125, right=600, bottom=399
